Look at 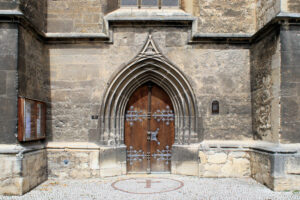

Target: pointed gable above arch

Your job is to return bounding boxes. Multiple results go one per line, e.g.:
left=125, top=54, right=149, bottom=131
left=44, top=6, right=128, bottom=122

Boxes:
left=99, top=34, right=201, bottom=146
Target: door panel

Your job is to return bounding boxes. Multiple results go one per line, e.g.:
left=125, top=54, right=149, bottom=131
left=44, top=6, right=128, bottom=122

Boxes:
left=125, top=83, right=174, bottom=173
left=150, top=85, right=174, bottom=172
left=125, top=85, right=149, bottom=173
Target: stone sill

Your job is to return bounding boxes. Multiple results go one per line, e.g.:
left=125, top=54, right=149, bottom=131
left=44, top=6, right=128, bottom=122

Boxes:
left=0, top=9, right=22, bottom=16
left=200, top=140, right=300, bottom=154
left=46, top=142, right=101, bottom=150
left=0, top=141, right=299, bottom=154
left=0, top=144, right=45, bottom=154
left=277, top=12, right=300, bottom=19
left=105, top=8, right=195, bottom=22
left=192, top=33, right=253, bottom=39
left=45, top=33, right=109, bottom=39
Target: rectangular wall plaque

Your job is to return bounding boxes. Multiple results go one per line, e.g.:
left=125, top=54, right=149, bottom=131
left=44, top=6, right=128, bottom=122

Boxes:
left=18, top=97, right=46, bottom=142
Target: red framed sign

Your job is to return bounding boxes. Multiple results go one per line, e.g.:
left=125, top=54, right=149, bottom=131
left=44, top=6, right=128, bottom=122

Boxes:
left=18, top=97, right=46, bottom=142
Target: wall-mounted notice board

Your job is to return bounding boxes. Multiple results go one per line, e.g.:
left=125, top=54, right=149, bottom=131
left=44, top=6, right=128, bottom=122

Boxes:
left=18, top=97, right=46, bottom=142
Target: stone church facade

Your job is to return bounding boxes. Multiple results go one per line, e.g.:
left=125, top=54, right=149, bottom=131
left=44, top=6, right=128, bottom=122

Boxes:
left=0, top=0, right=300, bottom=195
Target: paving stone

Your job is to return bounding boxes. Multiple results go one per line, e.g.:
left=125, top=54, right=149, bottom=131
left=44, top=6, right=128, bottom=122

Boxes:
left=0, top=175, right=300, bottom=200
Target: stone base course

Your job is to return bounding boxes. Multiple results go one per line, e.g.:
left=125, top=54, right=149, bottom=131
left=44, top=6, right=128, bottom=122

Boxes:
left=199, top=150, right=251, bottom=178
left=0, top=150, right=47, bottom=196
left=1, top=143, right=300, bottom=195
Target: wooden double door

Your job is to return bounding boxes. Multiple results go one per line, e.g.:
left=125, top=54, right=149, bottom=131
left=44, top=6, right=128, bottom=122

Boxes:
left=125, top=82, right=175, bottom=173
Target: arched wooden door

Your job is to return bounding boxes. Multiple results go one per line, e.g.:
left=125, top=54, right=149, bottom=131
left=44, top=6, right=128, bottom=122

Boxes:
left=125, top=82, right=175, bottom=173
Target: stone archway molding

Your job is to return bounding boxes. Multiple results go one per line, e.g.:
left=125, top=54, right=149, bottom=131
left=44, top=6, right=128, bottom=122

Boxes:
left=99, top=34, right=200, bottom=146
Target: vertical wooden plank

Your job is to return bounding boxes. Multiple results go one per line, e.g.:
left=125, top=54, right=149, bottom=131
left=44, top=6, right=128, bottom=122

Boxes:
left=125, top=84, right=149, bottom=173
left=150, top=84, right=175, bottom=172
left=42, top=103, right=46, bottom=138
left=18, top=97, right=25, bottom=142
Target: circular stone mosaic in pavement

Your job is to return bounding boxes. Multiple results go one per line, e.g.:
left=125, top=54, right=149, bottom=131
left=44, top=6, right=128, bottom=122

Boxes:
left=111, top=177, right=184, bottom=194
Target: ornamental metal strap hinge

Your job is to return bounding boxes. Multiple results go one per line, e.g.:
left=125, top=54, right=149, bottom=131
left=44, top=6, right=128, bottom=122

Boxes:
left=152, top=146, right=172, bottom=164
left=126, top=106, right=147, bottom=126
left=153, top=106, right=174, bottom=125
left=127, top=146, right=146, bottom=165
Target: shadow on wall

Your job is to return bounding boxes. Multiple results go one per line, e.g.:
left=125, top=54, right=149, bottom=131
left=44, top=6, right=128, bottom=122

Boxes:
left=17, top=0, right=52, bottom=147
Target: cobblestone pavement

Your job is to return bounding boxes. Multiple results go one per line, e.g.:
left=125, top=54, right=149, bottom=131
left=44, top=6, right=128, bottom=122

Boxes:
left=1, top=175, right=300, bottom=200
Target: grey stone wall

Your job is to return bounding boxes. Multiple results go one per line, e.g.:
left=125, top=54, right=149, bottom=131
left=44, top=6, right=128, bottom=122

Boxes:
left=0, top=0, right=19, bottom=10
left=255, top=0, right=280, bottom=30
left=46, top=27, right=252, bottom=143
left=280, top=25, right=300, bottom=143
left=193, top=0, right=255, bottom=34
left=0, top=23, right=18, bottom=144
left=287, top=0, right=300, bottom=13
left=0, top=149, right=47, bottom=195
left=250, top=149, right=300, bottom=191
left=45, top=0, right=258, bottom=34
left=46, top=0, right=105, bottom=33
left=19, top=0, right=47, bottom=32
left=18, top=26, right=49, bottom=103
left=250, top=30, right=281, bottom=142
left=250, top=151, right=273, bottom=189
left=47, top=149, right=100, bottom=179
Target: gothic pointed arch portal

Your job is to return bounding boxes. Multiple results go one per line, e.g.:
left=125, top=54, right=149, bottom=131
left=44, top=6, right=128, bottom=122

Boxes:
left=99, top=35, right=200, bottom=146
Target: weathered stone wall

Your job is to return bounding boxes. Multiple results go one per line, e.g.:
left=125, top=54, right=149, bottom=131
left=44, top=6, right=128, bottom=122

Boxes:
left=250, top=150, right=273, bottom=188
left=250, top=30, right=281, bottom=142
left=255, top=0, right=280, bottom=31
left=199, top=149, right=250, bottom=178
left=287, top=0, right=300, bottom=13
left=172, top=144, right=199, bottom=176
left=0, top=150, right=47, bottom=195
left=0, top=0, right=19, bottom=10
left=193, top=0, right=256, bottom=34
left=18, top=26, right=49, bottom=103
left=0, top=23, right=18, bottom=144
left=47, top=27, right=252, bottom=142
left=46, top=0, right=105, bottom=33
left=0, top=153, right=21, bottom=195
left=250, top=150, right=300, bottom=191
left=47, top=148, right=100, bottom=178
left=21, top=150, right=47, bottom=194
left=280, top=25, right=300, bottom=143
left=19, top=0, right=47, bottom=32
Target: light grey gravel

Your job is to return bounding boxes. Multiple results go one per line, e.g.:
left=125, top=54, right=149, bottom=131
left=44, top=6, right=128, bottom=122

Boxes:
left=1, top=175, right=300, bottom=200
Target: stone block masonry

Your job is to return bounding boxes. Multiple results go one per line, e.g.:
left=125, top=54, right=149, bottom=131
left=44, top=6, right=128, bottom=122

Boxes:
left=198, top=148, right=251, bottom=178
left=0, top=23, right=18, bottom=145
left=47, top=148, right=100, bottom=179
left=250, top=148, right=300, bottom=191
left=0, top=149, right=47, bottom=195
left=47, top=0, right=104, bottom=33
